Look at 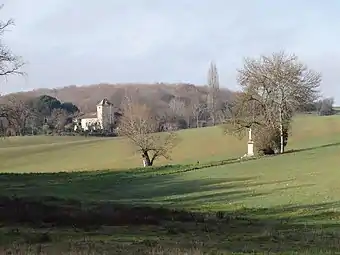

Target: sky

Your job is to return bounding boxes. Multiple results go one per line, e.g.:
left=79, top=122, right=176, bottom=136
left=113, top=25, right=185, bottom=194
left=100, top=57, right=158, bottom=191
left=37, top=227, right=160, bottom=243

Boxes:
left=1, top=0, right=340, bottom=103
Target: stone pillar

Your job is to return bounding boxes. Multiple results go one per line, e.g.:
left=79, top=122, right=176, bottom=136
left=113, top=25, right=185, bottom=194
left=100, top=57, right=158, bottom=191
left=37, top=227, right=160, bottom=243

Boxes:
left=247, top=140, right=254, bottom=157
left=247, top=128, right=254, bottom=157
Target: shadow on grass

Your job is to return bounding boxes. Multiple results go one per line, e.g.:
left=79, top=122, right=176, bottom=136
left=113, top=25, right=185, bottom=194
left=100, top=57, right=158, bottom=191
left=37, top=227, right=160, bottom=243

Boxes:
left=0, top=171, right=333, bottom=254
left=0, top=147, right=339, bottom=253
left=0, top=168, right=311, bottom=207
left=0, top=196, right=340, bottom=253
left=0, top=163, right=260, bottom=203
left=286, top=141, right=340, bottom=154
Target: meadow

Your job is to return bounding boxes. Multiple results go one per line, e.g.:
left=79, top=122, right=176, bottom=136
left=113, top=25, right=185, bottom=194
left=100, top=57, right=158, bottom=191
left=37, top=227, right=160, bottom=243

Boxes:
left=0, top=114, right=340, bottom=254
left=1, top=114, right=339, bottom=173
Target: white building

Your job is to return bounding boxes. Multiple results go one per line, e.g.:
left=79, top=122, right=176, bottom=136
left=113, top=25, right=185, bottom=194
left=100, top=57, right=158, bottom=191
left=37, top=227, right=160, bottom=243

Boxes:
left=74, top=99, right=116, bottom=131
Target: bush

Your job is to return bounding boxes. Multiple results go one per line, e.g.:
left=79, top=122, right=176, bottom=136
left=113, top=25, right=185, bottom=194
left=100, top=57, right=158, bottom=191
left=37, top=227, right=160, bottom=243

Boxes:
left=254, top=125, right=289, bottom=155
left=83, top=129, right=117, bottom=137
left=42, top=124, right=52, bottom=135
left=319, top=98, right=334, bottom=116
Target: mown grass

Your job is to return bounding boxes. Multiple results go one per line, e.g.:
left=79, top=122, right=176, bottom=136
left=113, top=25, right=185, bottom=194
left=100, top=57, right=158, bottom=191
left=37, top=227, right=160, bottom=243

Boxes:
left=0, top=114, right=340, bottom=173
left=0, top=114, right=340, bottom=253
left=1, top=138, right=340, bottom=211
left=1, top=140, right=340, bottom=253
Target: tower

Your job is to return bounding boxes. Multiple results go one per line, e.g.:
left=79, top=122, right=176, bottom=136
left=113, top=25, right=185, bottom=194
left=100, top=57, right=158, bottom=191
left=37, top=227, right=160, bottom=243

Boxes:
left=207, top=61, right=220, bottom=126
left=96, top=98, right=113, bottom=130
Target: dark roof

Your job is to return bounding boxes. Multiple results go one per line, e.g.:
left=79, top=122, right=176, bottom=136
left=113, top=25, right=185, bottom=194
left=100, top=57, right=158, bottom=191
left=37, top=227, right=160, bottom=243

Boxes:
left=97, top=98, right=113, bottom=106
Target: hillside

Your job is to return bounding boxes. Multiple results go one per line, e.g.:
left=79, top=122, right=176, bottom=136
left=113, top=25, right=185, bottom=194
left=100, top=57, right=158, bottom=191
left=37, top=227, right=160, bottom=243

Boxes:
left=0, top=114, right=340, bottom=253
left=4, top=83, right=235, bottom=114
left=0, top=114, right=339, bottom=173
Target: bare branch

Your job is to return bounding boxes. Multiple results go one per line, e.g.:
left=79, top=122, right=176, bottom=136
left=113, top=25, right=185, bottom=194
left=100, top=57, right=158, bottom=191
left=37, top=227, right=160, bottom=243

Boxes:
left=118, top=98, right=179, bottom=167
left=1, top=96, right=33, bottom=135
left=0, top=5, right=25, bottom=78
left=50, top=108, right=69, bottom=133
left=225, top=51, right=321, bottom=154
left=169, top=96, right=186, bottom=117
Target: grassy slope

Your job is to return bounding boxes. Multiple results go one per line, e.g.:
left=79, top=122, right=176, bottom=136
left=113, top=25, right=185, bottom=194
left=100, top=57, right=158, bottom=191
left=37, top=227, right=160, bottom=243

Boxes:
left=0, top=114, right=340, bottom=253
left=1, top=114, right=340, bottom=173
left=1, top=132, right=340, bottom=213
left=0, top=126, right=244, bottom=173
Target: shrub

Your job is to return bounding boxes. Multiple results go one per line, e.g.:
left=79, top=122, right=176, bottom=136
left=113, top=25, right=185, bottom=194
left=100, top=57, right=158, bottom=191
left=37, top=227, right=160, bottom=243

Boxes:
left=254, top=124, right=289, bottom=155
left=319, top=98, right=335, bottom=116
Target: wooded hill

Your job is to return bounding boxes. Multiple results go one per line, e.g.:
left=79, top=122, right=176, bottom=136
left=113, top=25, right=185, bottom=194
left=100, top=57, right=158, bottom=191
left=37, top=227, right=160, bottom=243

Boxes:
left=4, top=83, right=235, bottom=115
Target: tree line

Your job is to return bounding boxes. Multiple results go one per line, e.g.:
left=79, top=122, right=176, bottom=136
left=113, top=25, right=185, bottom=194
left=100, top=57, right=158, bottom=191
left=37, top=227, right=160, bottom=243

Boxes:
left=0, top=95, right=79, bottom=136
left=0, top=80, right=233, bottom=137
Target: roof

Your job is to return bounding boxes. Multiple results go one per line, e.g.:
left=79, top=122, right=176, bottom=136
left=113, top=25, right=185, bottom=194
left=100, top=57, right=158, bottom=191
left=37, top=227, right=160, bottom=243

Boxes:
left=75, top=112, right=97, bottom=119
left=97, top=98, right=113, bottom=106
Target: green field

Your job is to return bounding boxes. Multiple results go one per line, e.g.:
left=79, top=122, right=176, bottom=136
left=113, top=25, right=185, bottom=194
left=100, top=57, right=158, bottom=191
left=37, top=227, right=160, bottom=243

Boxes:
left=1, top=114, right=340, bottom=173
left=0, top=114, right=340, bottom=254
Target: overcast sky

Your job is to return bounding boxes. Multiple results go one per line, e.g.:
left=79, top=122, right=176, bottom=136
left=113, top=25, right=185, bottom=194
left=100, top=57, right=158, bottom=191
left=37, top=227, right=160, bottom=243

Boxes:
left=1, top=0, right=340, bottom=103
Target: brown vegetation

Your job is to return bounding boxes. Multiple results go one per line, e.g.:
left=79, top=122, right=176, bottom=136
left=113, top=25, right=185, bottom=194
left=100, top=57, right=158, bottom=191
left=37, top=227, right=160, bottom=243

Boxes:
left=1, top=96, right=33, bottom=136
left=117, top=97, right=179, bottom=166
left=0, top=83, right=234, bottom=136
left=4, top=83, right=234, bottom=116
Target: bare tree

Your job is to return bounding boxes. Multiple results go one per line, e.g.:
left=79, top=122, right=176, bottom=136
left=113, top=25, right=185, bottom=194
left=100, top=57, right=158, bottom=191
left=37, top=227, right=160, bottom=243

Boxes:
left=217, top=100, right=233, bottom=124
left=190, top=95, right=207, bottom=128
left=118, top=97, right=178, bottom=167
left=0, top=104, right=6, bottom=136
left=0, top=5, right=24, bottom=78
left=207, top=61, right=220, bottom=126
left=50, top=108, right=69, bottom=133
left=169, top=96, right=186, bottom=117
left=2, top=96, right=32, bottom=135
left=168, top=96, right=189, bottom=128
left=0, top=5, right=25, bottom=136
left=228, top=51, right=321, bottom=154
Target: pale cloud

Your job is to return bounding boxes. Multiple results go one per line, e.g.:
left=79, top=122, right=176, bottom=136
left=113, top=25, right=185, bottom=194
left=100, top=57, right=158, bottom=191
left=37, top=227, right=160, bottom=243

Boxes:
left=0, top=0, right=339, bottom=103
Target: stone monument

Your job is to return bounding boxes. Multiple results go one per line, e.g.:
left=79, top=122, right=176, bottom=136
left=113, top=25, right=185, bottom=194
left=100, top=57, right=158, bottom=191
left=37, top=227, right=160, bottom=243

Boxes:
left=247, top=128, right=254, bottom=157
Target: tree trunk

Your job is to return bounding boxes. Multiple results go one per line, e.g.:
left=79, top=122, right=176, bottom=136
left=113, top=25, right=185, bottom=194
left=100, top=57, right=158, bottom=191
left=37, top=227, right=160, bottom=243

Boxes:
left=211, top=112, right=215, bottom=126
left=196, top=116, right=199, bottom=128
left=142, top=152, right=152, bottom=167
left=279, top=108, right=284, bottom=154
